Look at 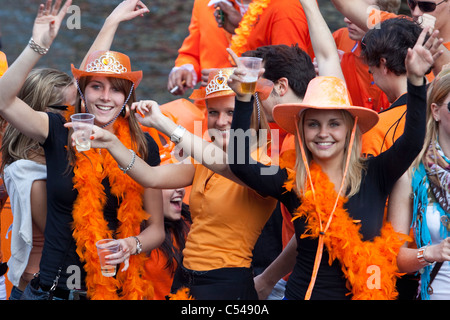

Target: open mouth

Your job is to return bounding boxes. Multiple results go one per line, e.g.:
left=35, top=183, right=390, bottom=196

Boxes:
left=170, top=197, right=183, bottom=211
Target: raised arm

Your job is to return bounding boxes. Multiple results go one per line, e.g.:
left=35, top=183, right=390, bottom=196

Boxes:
left=0, top=0, right=71, bottom=144
left=300, top=0, right=344, bottom=80
left=79, top=0, right=149, bottom=69
left=331, top=0, right=375, bottom=32
left=130, top=100, right=245, bottom=185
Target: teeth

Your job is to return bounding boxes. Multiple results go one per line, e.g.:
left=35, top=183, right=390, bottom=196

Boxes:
left=317, top=142, right=333, bottom=146
left=171, top=197, right=182, bottom=202
left=97, top=105, right=113, bottom=110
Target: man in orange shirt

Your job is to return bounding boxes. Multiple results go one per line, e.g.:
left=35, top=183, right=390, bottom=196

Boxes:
left=167, top=0, right=237, bottom=96
left=331, top=0, right=450, bottom=76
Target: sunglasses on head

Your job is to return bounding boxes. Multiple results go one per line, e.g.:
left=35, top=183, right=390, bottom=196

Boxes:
left=407, top=0, right=447, bottom=13
left=446, top=101, right=450, bottom=112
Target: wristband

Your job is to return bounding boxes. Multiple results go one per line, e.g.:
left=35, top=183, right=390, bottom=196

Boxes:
left=170, top=125, right=186, bottom=144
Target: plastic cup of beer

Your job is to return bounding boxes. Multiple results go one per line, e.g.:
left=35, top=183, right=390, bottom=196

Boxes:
left=238, top=57, right=263, bottom=94
left=96, top=239, right=120, bottom=277
left=70, top=113, right=95, bottom=152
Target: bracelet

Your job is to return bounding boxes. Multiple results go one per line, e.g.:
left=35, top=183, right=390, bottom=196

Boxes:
left=417, top=245, right=434, bottom=266
left=131, top=236, right=142, bottom=255
left=170, top=125, right=186, bottom=144
left=118, top=149, right=136, bottom=174
left=28, top=38, right=49, bottom=55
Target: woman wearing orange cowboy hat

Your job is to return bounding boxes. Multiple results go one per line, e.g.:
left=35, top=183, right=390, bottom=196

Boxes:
left=226, top=27, right=443, bottom=299
left=75, top=66, right=278, bottom=300
left=0, top=0, right=164, bottom=300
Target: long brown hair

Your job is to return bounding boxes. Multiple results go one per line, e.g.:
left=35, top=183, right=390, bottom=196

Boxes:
left=67, top=76, right=148, bottom=167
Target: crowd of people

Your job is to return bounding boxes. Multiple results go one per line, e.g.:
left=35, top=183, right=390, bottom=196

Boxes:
left=0, top=0, right=449, bottom=301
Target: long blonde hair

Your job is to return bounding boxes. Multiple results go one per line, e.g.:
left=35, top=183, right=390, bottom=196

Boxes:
left=0, top=68, right=73, bottom=172
left=413, top=70, right=450, bottom=169
left=294, top=109, right=366, bottom=198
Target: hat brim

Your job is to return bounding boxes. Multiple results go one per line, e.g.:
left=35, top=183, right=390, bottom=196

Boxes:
left=189, top=87, right=235, bottom=101
left=71, top=64, right=143, bottom=88
left=272, top=103, right=379, bottom=135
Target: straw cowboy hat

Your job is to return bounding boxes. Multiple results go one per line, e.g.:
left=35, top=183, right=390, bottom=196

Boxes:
left=189, top=67, right=274, bottom=101
left=272, top=76, right=379, bottom=135
left=71, top=50, right=143, bottom=88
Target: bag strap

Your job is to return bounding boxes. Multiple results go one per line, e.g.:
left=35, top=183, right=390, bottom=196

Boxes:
left=427, top=262, right=443, bottom=295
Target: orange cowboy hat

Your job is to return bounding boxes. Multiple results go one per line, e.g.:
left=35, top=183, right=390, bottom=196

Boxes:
left=189, top=68, right=236, bottom=100
left=272, top=76, right=379, bottom=135
left=189, top=68, right=274, bottom=101
left=71, top=50, right=143, bottom=88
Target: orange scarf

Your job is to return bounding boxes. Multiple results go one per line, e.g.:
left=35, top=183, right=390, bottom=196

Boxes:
left=72, top=117, right=154, bottom=300
left=230, top=0, right=272, bottom=57
left=284, top=162, right=408, bottom=300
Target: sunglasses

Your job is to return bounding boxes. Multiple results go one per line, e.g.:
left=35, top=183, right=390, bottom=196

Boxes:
left=407, top=0, right=447, bottom=13
left=447, top=101, right=450, bottom=112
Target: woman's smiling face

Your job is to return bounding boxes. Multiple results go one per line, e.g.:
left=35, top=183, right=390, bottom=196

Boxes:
left=84, top=76, right=126, bottom=128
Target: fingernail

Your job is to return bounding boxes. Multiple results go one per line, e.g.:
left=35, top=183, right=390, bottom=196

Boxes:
left=90, top=136, right=94, bottom=140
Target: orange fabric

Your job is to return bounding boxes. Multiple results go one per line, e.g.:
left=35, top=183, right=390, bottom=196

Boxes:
left=183, top=163, right=277, bottom=271
left=333, top=27, right=358, bottom=54
left=341, top=48, right=390, bottom=112
left=175, top=0, right=234, bottom=79
left=0, top=51, right=8, bottom=77
left=333, top=28, right=390, bottom=112
left=1, top=198, right=13, bottom=298
left=238, top=0, right=311, bottom=55
left=144, top=246, right=177, bottom=300
left=361, top=98, right=406, bottom=157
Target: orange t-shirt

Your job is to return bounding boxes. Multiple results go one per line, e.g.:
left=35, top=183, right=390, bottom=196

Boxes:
left=333, top=28, right=390, bottom=112
left=183, top=163, right=277, bottom=271
left=361, top=94, right=407, bottom=157
left=240, top=0, right=311, bottom=54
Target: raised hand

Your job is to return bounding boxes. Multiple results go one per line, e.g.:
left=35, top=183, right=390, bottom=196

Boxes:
left=32, top=0, right=72, bottom=50
left=106, top=0, right=150, bottom=25
left=406, top=27, right=444, bottom=85
left=131, top=100, right=164, bottom=129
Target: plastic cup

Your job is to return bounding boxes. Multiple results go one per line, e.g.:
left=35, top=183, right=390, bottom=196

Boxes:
left=238, top=57, right=263, bottom=94
left=70, top=113, right=95, bottom=152
left=95, top=239, right=120, bottom=277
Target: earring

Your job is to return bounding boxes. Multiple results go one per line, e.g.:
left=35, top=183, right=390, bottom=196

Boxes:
left=80, top=100, right=86, bottom=113
left=122, top=104, right=130, bottom=119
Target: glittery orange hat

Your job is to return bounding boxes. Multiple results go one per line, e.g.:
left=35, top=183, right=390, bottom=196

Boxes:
left=189, top=68, right=236, bottom=101
left=273, top=76, right=379, bottom=134
left=71, top=50, right=143, bottom=88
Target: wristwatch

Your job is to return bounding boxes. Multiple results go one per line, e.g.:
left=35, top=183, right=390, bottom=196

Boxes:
left=170, top=125, right=186, bottom=144
left=417, top=246, right=433, bottom=266
left=132, top=236, right=142, bottom=255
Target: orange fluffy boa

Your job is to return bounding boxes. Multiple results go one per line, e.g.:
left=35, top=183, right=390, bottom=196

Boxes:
left=230, top=0, right=272, bottom=57
left=72, top=117, right=153, bottom=300
left=284, top=162, right=408, bottom=299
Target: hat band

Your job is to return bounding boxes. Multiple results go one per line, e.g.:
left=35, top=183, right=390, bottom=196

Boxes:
left=85, top=54, right=128, bottom=74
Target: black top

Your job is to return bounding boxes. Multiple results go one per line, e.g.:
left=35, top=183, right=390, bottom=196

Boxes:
left=40, top=112, right=160, bottom=290
left=229, top=81, right=426, bottom=299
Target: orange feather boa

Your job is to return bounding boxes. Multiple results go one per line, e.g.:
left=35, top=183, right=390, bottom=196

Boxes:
left=284, top=162, right=408, bottom=300
left=230, top=0, right=272, bottom=57
left=72, top=117, right=154, bottom=300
